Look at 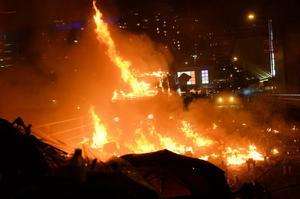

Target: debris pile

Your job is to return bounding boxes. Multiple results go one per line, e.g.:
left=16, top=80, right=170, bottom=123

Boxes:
left=1, top=117, right=272, bottom=199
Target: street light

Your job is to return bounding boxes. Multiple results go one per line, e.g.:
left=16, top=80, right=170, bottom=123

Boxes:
left=233, top=56, right=238, bottom=62
left=191, top=54, right=198, bottom=66
left=245, top=12, right=276, bottom=80
left=247, top=13, right=255, bottom=21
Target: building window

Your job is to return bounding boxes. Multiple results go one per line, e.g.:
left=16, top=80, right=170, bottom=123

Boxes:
left=201, top=70, right=209, bottom=84
left=177, top=71, right=196, bottom=85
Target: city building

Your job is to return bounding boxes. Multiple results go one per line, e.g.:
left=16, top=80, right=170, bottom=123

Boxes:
left=0, top=32, right=17, bottom=69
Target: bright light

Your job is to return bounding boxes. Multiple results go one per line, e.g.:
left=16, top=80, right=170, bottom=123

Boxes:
left=201, top=70, right=209, bottom=84
left=147, top=114, right=154, bottom=120
left=218, top=97, right=223, bottom=103
left=233, top=56, right=238, bottom=61
left=247, top=13, right=255, bottom=21
left=271, top=148, right=279, bottom=155
left=177, top=71, right=196, bottom=85
left=113, top=117, right=120, bottom=122
left=229, top=96, right=234, bottom=103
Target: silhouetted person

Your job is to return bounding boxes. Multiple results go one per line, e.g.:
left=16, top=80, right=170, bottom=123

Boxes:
left=246, top=158, right=256, bottom=172
left=25, top=124, right=32, bottom=135
left=90, top=159, right=97, bottom=170
left=12, top=117, right=32, bottom=135
left=69, top=149, right=86, bottom=183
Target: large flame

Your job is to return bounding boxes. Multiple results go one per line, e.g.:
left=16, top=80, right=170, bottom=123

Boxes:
left=93, top=1, right=161, bottom=100
left=87, top=1, right=265, bottom=166
left=90, top=106, right=109, bottom=149
left=223, top=145, right=264, bottom=166
left=180, top=121, right=213, bottom=147
left=87, top=108, right=264, bottom=165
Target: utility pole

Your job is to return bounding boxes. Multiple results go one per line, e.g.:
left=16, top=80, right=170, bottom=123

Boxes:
left=268, top=19, right=276, bottom=78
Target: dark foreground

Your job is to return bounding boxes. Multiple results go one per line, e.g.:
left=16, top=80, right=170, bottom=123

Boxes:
left=1, top=117, right=298, bottom=199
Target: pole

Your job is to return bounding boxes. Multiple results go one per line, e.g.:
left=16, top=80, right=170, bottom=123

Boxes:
left=268, top=19, right=276, bottom=79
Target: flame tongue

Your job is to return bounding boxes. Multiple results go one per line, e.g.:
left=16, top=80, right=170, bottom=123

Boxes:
left=224, top=145, right=264, bottom=166
left=90, top=106, right=109, bottom=149
left=88, top=107, right=264, bottom=165
left=93, top=1, right=157, bottom=100
left=89, top=2, right=265, bottom=166
left=180, top=121, right=213, bottom=147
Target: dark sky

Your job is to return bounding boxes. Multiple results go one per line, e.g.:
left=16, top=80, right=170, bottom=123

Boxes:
left=1, top=0, right=300, bottom=31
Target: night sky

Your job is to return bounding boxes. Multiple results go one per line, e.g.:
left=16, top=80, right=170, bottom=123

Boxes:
left=1, top=0, right=300, bottom=74
left=1, top=0, right=300, bottom=31
left=1, top=0, right=300, bottom=119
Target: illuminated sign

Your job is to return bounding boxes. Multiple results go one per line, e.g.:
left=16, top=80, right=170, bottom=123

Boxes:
left=201, top=70, right=209, bottom=84
left=177, top=71, right=196, bottom=85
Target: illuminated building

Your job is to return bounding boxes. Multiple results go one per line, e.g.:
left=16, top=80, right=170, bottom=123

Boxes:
left=0, top=32, right=17, bottom=69
left=201, top=70, right=209, bottom=84
left=177, top=71, right=196, bottom=85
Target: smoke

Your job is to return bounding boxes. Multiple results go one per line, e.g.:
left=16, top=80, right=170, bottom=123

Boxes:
left=112, top=32, right=172, bottom=73
left=0, top=1, right=173, bottom=125
left=0, top=1, right=293, bottom=164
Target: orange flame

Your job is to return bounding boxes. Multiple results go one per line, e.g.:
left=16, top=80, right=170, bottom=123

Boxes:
left=126, top=128, right=158, bottom=153
left=92, top=1, right=159, bottom=100
left=88, top=2, right=265, bottom=167
left=224, top=145, right=264, bottom=166
left=88, top=107, right=264, bottom=165
left=90, top=106, right=109, bottom=149
left=180, top=121, right=213, bottom=147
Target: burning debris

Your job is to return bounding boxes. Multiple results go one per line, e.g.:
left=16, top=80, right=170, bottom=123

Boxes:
left=0, top=116, right=295, bottom=199
left=63, top=1, right=266, bottom=168
left=93, top=1, right=167, bottom=101
left=1, top=0, right=300, bottom=198
left=85, top=107, right=265, bottom=166
left=121, top=149, right=231, bottom=198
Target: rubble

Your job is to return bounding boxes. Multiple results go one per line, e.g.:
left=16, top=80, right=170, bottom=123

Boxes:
left=0, top=117, right=279, bottom=199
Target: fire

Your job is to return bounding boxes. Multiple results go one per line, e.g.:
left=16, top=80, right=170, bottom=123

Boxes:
left=127, top=126, right=192, bottom=155
left=88, top=106, right=265, bottom=166
left=147, top=113, right=154, bottom=120
left=199, top=155, right=209, bottom=161
left=127, top=128, right=158, bottom=153
left=180, top=121, right=213, bottom=147
left=271, top=148, right=279, bottom=155
left=92, top=1, right=160, bottom=100
left=248, top=145, right=264, bottom=160
left=212, top=123, right=218, bottom=130
left=86, top=1, right=266, bottom=168
left=90, top=106, right=109, bottom=149
left=224, top=145, right=264, bottom=166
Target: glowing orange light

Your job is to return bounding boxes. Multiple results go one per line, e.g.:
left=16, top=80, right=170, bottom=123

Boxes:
left=92, top=1, right=161, bottom=100
left=180, top=121, right=213, bottom=147
left=90, top=106, right=109, bottom=149
left=224, top=145, right=264, bottom=166
left=247, top=13, right=255, bottom=20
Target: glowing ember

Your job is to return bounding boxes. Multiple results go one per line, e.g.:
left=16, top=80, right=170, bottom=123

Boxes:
left=271, top=148, right=279, bottom=155
left=113, top=117, right=120, bottom=122
left=212, top=123, right=218, bottom=130
left=147, top=114, right=154, bottom=120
